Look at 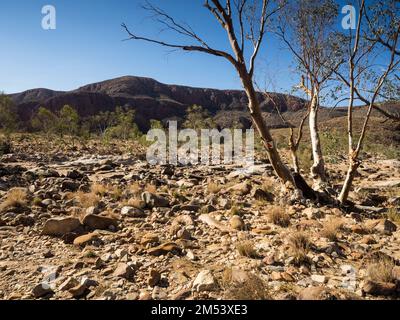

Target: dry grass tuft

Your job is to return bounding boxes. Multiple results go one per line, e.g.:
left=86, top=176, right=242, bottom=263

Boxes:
left=320, top=217, right=344, bottom=241
left=0, top=188, right=28, bottom=211
left=144, top=184, right=157, bottom=194
left=387, top=207, right=400, bottom=225
left=236, top=240, right=258, bottom=259
left=127, top=197, right=146, bottom=209
left=128, top=182, right=142, bottom=196
left=207, top=182, right=222, bottom=194
left=91, top=183, right=108, bottom=196
left=367, top=258, right=395, bottom=283
left=267, top=206, right=290, bottom=227
left=288, top=231, right=311, bottom=266
left=75, top=191, right=100, bottom=209
left=261, top=179, right=275, bottom=194
left=221, top=268, right=271, bottom=300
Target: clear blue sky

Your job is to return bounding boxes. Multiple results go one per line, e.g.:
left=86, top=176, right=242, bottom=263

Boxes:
left=0, top=0, right=353, bottom=96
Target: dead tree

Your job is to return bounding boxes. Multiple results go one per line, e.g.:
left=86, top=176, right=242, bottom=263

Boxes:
left=274, top=0, right=343, bottom=189
left=334, top=0, right=400, bottom=204
left=123, top=0, right=313, bottom=196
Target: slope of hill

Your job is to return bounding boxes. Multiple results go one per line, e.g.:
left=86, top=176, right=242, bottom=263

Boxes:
left=9, top=76, right=307, bottom=130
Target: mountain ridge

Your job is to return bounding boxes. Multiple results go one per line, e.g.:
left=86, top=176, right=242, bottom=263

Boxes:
left=9, top=75, right=307, bottom=130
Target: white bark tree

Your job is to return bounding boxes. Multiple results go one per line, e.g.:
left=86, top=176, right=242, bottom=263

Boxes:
left=334, top=0, right=400, bottom=204
left=123, top=0, right=315, bottom=197
left=274, top=0, right=344, bottom=190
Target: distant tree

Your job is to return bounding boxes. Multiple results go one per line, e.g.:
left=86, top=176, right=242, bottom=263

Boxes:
left=31, top=107, right=58, bottom=136
left=91, top=111, right=117, bottom=137
left=105, top=106, right=140, bottom=140
left=0, top=93, right=19, bottom=134
left=183, top=105, right=215, bottom=130
left=58, top=105, right=80, bottom=138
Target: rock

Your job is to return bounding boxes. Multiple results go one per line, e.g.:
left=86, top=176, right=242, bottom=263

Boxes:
left=374, top=219, right=397, bottom=235
left=85, top=206, right=101, bottom=215
left=147, top=242, right=181, bottom=256
left=42, top=217, right=81, bottom=236
left=350, top=225, right=367, bottom=235
left=229, top=216, right=245, bottom=230
left=61, top=180, right=80, bottom=192
left=66, top=170, right=84, bottom=180
left=141, top=192, right=169, bottom=208
left=311, top=275, right=327, bottom=284
left=252, top=188, right=274, bottom=202
left=360, top=235, right=376, bottom=245
left=43, top=250, right=54, bottom=259
left=229, top=182, right=251, bottom=195
left=362, top=280, right=396, bottom=296
left=69, top=284, right=89, bottom=299
left=81, top=213, right=118, bottom=230
left=297, top=286, right=334, bottom=300
left=140, top=233, right=159, bottom=246
left=303, top=207, right=324, bottom=219
left=201, top=204, right=217, bottom=213
left=121, top=206, right=146, bottom=217
left=59, top=277, right=79, bottom=291
left=12, top=215, right=35, bottom=226
left=113, top=263, right=135, bottom=280
left=147, top=269, right=161, bottom=287
left=218, top=198, right=232, bottom=209
left=73, top=232, right=100, bottom=246
left=192, top=270, right=218, bottom=292
left=32, top=284, right=54, bottom=298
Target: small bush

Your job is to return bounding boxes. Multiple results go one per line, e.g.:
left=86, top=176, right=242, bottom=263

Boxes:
left=221, top=268, right=271, bottom=300
left=288, top=232, right=311, bottom=266
left=367, top=258, right=395, bottom=283
left=0, top=188, right=27, bottom=211
left=207, top=182, right=222, bottom=194
left=236, top=241, right=258, bottom=258
left=268, top=207, right=290, bottom=227
left=320, top=217, right=344, bottom=241
left=387, top=208, right=400, bottom=225
left=75, top=191, right=100, bottom=209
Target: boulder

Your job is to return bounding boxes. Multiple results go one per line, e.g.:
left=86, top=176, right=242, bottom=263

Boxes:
left=113, top=263, right=135, bottom=280
left=141, top=192, right=169, bottom=208
left=42, top=217, right=81, bottom=236
left=192, top=270, right=218, bottom=292
left=81, top=213, right=118, bottom=230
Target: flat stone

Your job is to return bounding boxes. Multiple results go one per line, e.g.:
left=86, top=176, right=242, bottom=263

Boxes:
left=81, top=213, right=118, bottom=230
left=121, top=206, right=146, bottom=217
left=73, top=232, right=100, bottom=246
left=147, top=242, right=181, bottom=256
left=42, top=217, right=81, bottom=236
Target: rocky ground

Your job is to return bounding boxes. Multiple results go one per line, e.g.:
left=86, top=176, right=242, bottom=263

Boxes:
left=0, top=135, right=399, bottom=300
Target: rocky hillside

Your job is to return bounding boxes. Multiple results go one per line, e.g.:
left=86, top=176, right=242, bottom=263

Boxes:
left=9, top=76, right=307, bottom=131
